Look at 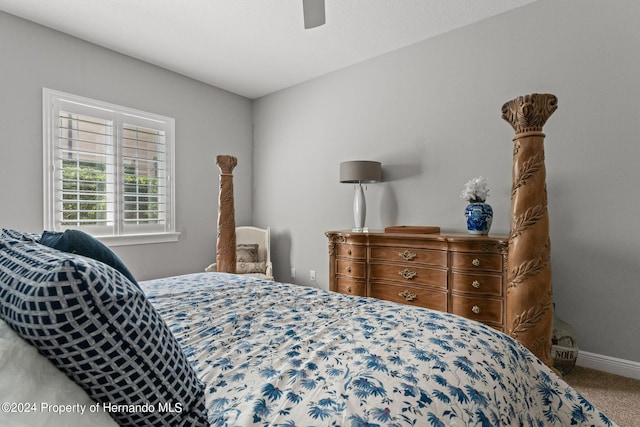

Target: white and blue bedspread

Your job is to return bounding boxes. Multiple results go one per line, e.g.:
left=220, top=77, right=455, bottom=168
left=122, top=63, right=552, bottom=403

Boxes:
left=141, top=273, right=615, bottom=427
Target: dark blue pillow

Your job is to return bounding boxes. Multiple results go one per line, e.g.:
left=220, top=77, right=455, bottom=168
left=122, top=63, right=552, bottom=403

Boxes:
left=40, top=229, right=138, bottom=287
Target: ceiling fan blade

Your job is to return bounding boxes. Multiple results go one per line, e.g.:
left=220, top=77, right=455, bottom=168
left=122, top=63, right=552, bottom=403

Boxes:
left=303, top=0, right=326, bottom=29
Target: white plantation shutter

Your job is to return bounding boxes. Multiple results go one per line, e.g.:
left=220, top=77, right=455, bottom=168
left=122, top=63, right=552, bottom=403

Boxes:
left=44, top=89, right=176, bottom=244
left=122, top=124, right=164, bottom=223
left=57, top=110, right=115, bottom=234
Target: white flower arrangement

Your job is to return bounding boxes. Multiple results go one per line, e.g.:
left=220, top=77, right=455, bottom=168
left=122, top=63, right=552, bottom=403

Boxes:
left=460, top=176, right=489, bottom=203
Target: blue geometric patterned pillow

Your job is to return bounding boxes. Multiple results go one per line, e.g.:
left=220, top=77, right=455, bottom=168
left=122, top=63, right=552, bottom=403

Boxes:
left=0, top=240, right=208, bottom=427
left=1, top=228, right=41, bottom=242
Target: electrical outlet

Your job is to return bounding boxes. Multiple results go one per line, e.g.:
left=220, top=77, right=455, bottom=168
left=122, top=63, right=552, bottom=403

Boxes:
left=291, top=267, right=296, bottom=279
left=310, top=270, right=316, bottom=281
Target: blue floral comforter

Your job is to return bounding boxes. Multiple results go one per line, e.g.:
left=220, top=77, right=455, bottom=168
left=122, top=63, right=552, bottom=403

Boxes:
left=141, top=273, right=615, bottom=427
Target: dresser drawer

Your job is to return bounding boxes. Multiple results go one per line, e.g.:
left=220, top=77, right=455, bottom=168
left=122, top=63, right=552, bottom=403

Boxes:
left=451, top=296, right=503, bottom=324
left=336, top=278, right=366, bottom=297
left=451, top=272, right=503, bottom=296
left=370, top=246, right=447, bottom=266
left=369, top=263, right=447, bottom=288
left=369, top=282, right=448, bottom=311
left=336, top=259, right=366, bottom=278
left=451, top=253, right=503, bottom=272
left=336, top=244, right=366, bottom=259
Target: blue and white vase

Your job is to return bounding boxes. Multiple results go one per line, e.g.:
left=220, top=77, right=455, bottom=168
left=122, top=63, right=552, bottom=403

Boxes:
left=465, top=202, right=493, bottom=235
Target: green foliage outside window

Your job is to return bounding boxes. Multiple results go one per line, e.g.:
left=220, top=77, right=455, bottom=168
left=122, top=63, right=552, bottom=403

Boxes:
left=62, top=160, right=159, bottom=226
left=124, top=162, right=160, bottom=223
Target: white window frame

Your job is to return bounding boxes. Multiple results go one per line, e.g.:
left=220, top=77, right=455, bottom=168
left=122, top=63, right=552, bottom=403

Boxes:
left=43, top=88, right=179, bottom=246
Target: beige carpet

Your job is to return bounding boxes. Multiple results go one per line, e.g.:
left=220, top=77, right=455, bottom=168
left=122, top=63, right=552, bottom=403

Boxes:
left=563, top=366, right=640, bottom=426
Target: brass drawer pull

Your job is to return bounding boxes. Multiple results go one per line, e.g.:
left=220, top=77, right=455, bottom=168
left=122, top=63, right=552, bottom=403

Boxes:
left=346, top=266, right=352, bottom=273
left=399, top=250, right=417, bottom=261
left=398, top=269, right=417, bottom=280
left=471, top=280, right=481, bottom=289
left=472, top=258, right=481, bottom=267
left=347, top=249, right=352, bottom=255
left=399, top=290, right=417, bottom=301
left=346, top=286, right=352, bottom=293
left=472, top=305, right=481, bottom=314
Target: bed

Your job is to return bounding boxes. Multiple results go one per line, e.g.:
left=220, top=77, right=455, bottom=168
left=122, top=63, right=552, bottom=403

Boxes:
left=143, top=271, right=617, bottom=426
left=0, top=232, right=614, bottom=426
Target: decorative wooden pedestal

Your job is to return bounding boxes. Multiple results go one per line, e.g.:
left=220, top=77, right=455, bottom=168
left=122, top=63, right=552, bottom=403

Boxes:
left=216, top=155, right=237, bottom=274
left=501, top=93, right=558, bottom=369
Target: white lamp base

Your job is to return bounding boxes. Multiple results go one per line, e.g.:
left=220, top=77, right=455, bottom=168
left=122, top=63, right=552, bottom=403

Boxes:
left=353, top=183, right=367, bottom=231
left=351, top=227, right=369, bottom=233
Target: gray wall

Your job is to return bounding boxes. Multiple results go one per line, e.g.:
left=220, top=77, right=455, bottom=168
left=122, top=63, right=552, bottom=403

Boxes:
left=0, top=11, right=254, bottom=281
left=253, top=0, right=640, bottom=362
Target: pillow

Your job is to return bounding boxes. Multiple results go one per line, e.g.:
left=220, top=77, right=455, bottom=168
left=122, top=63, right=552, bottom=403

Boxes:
left=40, top=229, right=138, bottom=287
left=236, top=243, right=259, bottom=262
left=236, top=261, right=267, bottom=274
left=0, top=240, right=208, bottom=427
left=1, top=228, right=41, bottom=242
left=0, top=319, right=118, bottom=427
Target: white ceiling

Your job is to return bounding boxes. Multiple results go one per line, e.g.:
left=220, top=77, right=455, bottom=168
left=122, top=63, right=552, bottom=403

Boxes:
left=0, top=0, right=536, bottom=99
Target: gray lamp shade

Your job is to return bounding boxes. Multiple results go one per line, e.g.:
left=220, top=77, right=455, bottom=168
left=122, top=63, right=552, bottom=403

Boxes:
left=339, top=161, right=382, bottom=183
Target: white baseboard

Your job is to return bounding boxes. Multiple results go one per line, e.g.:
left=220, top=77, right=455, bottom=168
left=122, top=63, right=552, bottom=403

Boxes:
left=577, top=351, right=640, bottom=380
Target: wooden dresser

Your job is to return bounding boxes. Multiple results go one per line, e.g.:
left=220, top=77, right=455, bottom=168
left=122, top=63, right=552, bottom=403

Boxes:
left=326, top=230, right=509, bottom=331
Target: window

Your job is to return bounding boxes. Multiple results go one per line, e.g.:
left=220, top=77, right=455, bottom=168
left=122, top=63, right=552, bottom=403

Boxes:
left=43, top=88, right=178, bottom=245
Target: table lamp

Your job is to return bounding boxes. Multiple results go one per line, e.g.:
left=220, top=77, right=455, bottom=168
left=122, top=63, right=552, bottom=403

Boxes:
left=340, top=160, right=382, bottom=232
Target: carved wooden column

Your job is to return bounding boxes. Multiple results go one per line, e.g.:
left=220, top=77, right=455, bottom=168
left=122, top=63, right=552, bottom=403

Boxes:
left=216, top=155, right=238, bottom=274
left=501, top=94, right=557, bottom=369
